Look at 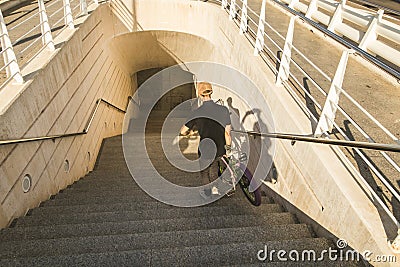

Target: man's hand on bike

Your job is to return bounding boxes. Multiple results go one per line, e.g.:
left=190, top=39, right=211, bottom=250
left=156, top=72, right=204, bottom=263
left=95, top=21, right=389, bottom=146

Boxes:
left=224, top=144, right=232, bottom=158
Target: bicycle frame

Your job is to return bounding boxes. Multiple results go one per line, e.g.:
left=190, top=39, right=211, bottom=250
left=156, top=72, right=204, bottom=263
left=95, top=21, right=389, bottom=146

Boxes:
left=220, top=150, right=253, bottom=192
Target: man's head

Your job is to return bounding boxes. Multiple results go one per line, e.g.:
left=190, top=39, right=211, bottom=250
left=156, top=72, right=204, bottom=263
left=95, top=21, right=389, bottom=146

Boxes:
left=197, top=82, right=213, bottom=100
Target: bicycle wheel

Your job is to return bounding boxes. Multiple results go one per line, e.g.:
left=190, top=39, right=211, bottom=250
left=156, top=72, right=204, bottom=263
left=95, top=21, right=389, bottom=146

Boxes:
left=238, top=169, right=262, bottom=206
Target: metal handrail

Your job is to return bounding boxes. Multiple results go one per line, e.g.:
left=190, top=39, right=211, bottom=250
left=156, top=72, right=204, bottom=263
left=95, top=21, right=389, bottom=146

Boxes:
left=237, top=0, right=400, bottom=158
left=351, top=0, right=400, bottom=17
left=0, top=96, right=132, bottom=146
left=232, top=129, right=400, bottom=153
left=272, top=0, right=400, bottom=80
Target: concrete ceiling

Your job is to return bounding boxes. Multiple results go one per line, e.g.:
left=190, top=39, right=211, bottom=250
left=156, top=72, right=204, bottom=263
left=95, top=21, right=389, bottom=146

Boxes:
left=107, top=30, right=215, bottom=75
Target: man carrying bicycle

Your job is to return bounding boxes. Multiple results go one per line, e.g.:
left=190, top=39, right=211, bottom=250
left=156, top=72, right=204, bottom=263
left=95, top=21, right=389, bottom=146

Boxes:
left=180, top=82, right=232, bottom=198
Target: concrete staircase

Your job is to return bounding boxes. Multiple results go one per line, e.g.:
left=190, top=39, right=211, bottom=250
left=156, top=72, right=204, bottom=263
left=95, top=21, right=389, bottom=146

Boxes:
left=0, top=133, right=354, bottom=266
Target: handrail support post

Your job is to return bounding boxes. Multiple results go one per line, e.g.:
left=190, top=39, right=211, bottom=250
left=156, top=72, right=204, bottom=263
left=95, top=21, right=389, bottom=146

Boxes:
left=359, top=9, right=384, bottom=50
left=81, top=0, right=88, bottom=15
left=305, top=0, right=318, bottom=19
left=229, top=0, right=236, bottom=20
left=328, top=0, right=346, bottom=32
left=254, top=0, right=266, bottom=55
left=38, top=0, right=55, bottom=51
left=222, top=0, right=228, bottom=10
left=276, top=16, right=295, bottom=85
left=0, top=9, right=23, bottom=83
left=239, top=0, right=248, bottom=34
left=314, top=50, right=351, bottom=137
left=288, top=0, right=299, bottom=9
left=63, top=0, right=75, bottom=29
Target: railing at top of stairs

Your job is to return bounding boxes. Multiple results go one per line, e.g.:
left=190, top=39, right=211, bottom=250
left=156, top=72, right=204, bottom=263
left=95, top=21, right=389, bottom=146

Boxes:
left=0, top=96, right=132, bottom=146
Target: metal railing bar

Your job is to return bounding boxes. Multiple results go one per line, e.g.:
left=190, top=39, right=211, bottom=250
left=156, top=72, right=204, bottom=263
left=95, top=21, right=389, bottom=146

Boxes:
left=288, top=59, right=400, bottom=173
left=290, top=44, right=333, bottom=82
left=262, top=42, right=280, bottom=62
left=72, top=1, right=81, bottom=13
left=353, top=0, right=400, bottom=16
left=262, top=29, right=282, bottom=52
left=52, top=16, right=68, bottom=28
left=246, top=13, right=259, bottom=28
left=289, top=57, right=327, bottom=96
left=49, top=5, right=66, bottom=19
left=0, top=97, right=131, bottom=146
left=325, top=112, right=400, bottom=202
left=259, top=49, right=279, bottom=75
left=17, top=37, right=43, bottom=56
left=0, top=46, right=12, bottom=55
left=339, top=87, right=399, bottom=142
left=0, top=132, right=84, bottom=146
left=281, top=70, right=400, bottom=202
left=0, top=72, right=21, bottom=90
left=12, top=22, right=43, bottom=47
left=232, top=129, right=400, bottom=153
left=0, top=61, right=13, bottom=73
left=7, top=9, right=41, bottom=32
left=231, top=1, right=400, bottom=157
left=246, top=4, right=261, bottom=18
left=287, top=68, right=324, bottom=110
left=46, top=0, right=63, bottom=10
left=272, top=0, right=400, bottom=80
left=263, top=20, right=286, bottom=42
left=212, top=0, right=400, bottom=229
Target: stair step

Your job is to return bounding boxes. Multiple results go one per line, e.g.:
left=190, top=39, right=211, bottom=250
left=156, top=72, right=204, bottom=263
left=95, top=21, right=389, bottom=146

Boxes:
left=56, top=186, right=259, bottom=199
left=67, top=182, right=205, bottom=191
left=16, top=205, right=288, bottom=227
left=70, top=174, right=258, bottom=188
left=0, top=238, right=333, bottom=266
left=0, top=217, right=311, bottom=242
left=43, top=189, right=269, bottom=206
left=0, top=228, right=321, bottom=259
left=32, top=197, right=274, bottom=216
left=0, top=133, right=336, bottom=265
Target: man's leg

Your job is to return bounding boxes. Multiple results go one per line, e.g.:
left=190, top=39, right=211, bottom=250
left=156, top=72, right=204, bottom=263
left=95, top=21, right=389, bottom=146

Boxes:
left=199, top=159, right=212, bottom=197
left=199, top=159, right=219, bottom=197
left=199, top=159, right=211, bottom=185
left=208, top=158, right=221, bottom=183
left=208, top=158, right=222, bottom=195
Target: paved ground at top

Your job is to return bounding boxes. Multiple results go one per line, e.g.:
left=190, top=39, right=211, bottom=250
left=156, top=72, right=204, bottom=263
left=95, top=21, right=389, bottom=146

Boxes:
left=227, top=0, right=400, bottom=218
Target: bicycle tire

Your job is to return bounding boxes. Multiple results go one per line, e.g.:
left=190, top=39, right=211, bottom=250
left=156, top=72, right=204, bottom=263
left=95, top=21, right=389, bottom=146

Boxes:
left=238, top=169, right=262, bottom=206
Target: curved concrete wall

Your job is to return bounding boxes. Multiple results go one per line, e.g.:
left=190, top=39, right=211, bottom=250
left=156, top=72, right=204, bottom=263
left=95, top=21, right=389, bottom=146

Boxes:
left=108, top=0, right=396, bottom=258
left=108, top=30, right=215, bottom=73
left=0, top=5, right=134, bottom=227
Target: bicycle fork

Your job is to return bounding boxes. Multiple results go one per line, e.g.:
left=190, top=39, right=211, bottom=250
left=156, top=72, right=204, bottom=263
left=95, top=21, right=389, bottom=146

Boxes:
left=220, top=157, right=236, bottom=194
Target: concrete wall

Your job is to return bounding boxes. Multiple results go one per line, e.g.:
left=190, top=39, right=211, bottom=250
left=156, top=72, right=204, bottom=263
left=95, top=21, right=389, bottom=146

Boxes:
left=108, top=0, right=397, bottom=259
left=0, top=4, right=133, bottom=228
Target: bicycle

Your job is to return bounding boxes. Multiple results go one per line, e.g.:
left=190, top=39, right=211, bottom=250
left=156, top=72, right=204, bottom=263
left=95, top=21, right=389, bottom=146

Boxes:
left=218, top=149, right=262, bottom=206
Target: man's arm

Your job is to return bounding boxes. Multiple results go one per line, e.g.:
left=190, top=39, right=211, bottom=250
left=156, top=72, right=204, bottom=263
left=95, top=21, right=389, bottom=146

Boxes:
left=224, top=124, right=232, bottom=157
left=225, top=124, right=232, bottom=146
